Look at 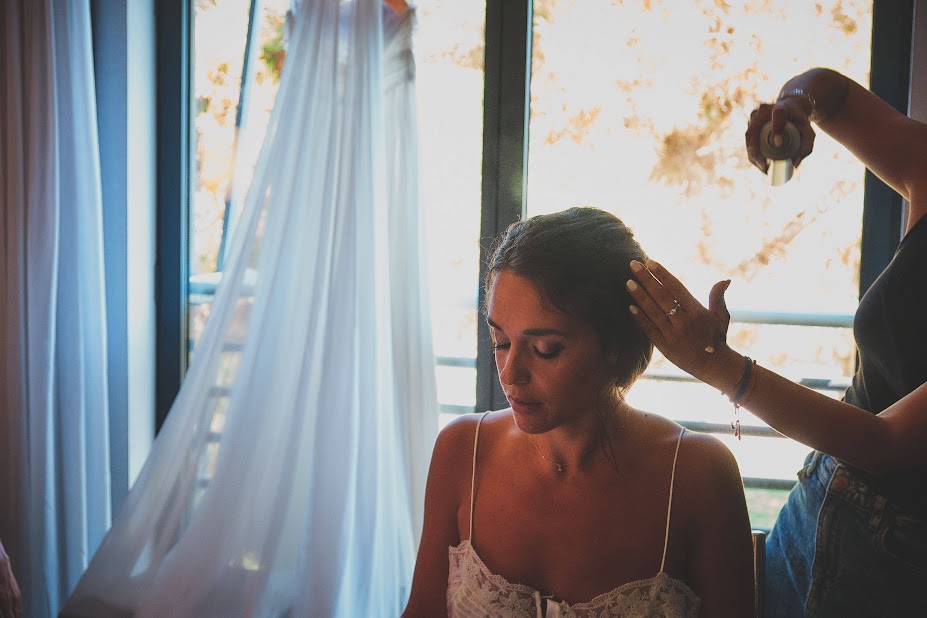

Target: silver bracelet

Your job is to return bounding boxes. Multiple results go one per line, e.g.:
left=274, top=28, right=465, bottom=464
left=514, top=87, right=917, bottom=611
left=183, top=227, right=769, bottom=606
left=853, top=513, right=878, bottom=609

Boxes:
left=777, top=87, right=816, bottom=116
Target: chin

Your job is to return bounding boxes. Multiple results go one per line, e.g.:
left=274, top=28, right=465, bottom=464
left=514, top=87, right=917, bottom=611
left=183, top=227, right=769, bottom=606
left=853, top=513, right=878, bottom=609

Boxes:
left=509, top=408, right=557, bottom=434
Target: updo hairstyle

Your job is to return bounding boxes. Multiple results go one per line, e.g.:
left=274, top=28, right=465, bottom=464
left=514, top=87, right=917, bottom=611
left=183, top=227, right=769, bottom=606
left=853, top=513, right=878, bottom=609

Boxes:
left=484, top=206, right=653, bottom=392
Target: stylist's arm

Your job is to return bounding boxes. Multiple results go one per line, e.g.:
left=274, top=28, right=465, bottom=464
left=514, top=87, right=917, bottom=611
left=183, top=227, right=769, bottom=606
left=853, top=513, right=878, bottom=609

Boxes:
left=626, top=258, right=927, bottom=474
left=0, top=539, right=21, bottom=618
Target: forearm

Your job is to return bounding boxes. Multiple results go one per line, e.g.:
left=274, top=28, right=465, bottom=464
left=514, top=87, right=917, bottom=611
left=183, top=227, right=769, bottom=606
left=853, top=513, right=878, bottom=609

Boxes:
left=738, top=365, right=888, bottom=471
left=779, top=67, right=851, bottom=125
left=628, top=261, right=927, bottom=475
left=700, top=347, right=906, bottom=474
left=782, top=68, right=927, bottom=201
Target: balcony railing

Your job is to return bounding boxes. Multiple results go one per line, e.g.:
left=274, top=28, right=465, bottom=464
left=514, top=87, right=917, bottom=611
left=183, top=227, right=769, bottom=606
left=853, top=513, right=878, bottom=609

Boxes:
left=190, top=276, right=853, bottom=493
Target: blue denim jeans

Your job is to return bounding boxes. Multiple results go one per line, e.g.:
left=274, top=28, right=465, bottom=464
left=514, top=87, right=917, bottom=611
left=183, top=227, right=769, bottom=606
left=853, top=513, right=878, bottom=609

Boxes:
left=765, top=451, right=927, bottom=617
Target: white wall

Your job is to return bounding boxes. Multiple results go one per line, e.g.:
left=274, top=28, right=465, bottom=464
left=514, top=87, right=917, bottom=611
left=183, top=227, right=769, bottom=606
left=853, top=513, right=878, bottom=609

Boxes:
left=93, top=0, right=157, bottom=506
left=125, top=0, right=157, bottom=486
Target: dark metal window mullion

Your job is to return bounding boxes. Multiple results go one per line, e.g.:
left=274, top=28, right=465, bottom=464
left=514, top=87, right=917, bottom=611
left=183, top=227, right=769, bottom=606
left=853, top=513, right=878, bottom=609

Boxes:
left=155, top=0, right=192, bottom=431
left=859, top=0, right=914, bottom=296
left=475, top=0, right=533, bottom=414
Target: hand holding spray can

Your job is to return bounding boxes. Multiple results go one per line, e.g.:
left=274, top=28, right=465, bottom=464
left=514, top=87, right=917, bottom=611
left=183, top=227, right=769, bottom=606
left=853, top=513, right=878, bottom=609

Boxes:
left=759, top=120, right=801, bottom=186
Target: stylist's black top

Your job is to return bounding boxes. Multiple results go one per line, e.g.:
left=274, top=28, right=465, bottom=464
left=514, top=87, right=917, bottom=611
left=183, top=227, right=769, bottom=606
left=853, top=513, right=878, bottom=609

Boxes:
left=843, top=214, right=927, bottom=516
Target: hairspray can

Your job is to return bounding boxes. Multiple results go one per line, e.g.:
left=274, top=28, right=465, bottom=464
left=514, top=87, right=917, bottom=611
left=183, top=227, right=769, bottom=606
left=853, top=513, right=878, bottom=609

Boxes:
left=759, top=121, right=801, bottom=186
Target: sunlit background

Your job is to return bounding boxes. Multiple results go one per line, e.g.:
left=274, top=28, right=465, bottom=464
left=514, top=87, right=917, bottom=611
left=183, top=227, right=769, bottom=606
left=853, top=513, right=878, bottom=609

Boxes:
left=189, top=0, right=872, bottom=528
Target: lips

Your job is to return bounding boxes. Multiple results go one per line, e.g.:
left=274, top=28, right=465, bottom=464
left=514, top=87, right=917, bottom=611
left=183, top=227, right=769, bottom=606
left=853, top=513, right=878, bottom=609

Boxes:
left=507, top=395, right=542, bottom=415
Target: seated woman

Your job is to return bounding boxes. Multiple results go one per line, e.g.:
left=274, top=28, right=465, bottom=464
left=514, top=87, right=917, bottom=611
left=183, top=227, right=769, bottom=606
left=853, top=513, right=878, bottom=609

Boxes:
left=402, top=207, right=754, bottom=618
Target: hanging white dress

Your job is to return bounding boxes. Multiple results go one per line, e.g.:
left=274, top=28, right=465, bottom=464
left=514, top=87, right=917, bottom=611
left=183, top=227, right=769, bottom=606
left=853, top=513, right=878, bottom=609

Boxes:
left=61, top=1, right=435, bottom=616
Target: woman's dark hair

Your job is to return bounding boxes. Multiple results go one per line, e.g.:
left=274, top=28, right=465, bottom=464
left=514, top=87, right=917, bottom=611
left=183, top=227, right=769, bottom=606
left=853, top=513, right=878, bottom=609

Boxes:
left=484, top=206, right=653, bottom=392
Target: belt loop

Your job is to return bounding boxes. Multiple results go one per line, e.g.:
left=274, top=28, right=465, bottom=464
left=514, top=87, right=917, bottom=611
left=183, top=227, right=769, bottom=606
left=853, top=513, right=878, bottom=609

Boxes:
left=802, top=450, right=822, bottom=479
left=869, top=495, right=886, bottom=532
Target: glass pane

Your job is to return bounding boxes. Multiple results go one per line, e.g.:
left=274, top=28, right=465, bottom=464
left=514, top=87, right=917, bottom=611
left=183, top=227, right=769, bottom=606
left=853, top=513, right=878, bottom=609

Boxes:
left=189, top=0, right=299, bottom=353
left=527, top=0, right=873, bottom=526
left=417, top=1, right=487, bottom=418
left=190, top=1, right=487, bottom=423
left=746, top=488, right=790, bottom=530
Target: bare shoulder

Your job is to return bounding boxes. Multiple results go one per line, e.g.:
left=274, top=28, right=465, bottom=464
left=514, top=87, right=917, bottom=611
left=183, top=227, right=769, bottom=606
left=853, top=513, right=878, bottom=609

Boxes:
left=435, top=411, right=482, bottom=446
left=673, top=430, right=754, bottom=616
left=430, top=413, right=482, bottom=472
left=671, top=429, right=748, bottom=534
left=420, top=411, right=507, bottom=542
left=632, top=414, right=744, bottom=505
left=434, top=411, right=500, bottom=451
left=406, top=413, right=498, bottom=617
left=429, top=411, right=507, bottom=478
left=627, top=414, right=746, bottom=535
left=676, top=430, right=742, bottom=493
left=633, top=412, right=735, bottom=470
left=678, top=430, right=739, bottom=473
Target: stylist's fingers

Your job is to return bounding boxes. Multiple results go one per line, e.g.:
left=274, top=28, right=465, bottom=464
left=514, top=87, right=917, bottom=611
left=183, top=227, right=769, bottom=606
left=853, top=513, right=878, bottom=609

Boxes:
left=628, top=260, right=676, bottom=318
left=636, top=259, right=703, bottom=314
left=628, top=304, right=662, bottom=346
left=769, top=100, right=816, bottom=168
left=745, top=104, right=773, bottom=173
left=708, top=279, right=732, bottom=322
left=626, top=277, right=671, bottom=333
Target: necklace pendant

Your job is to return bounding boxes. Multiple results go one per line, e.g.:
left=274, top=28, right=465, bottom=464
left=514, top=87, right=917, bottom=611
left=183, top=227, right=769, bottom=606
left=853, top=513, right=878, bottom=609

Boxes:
left=556, top=463, right=564, bottom=473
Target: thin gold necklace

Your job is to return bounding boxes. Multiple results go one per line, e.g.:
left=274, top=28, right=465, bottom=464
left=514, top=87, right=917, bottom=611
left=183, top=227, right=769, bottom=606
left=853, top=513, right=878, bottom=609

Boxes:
left=527, top=433, right=566, bottom=473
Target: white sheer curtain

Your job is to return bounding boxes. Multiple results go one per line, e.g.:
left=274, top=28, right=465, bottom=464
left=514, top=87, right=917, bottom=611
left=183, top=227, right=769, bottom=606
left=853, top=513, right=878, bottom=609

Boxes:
left=62, top=0, right=436, bottom=616
left=0, top=2, right=111, bottom=617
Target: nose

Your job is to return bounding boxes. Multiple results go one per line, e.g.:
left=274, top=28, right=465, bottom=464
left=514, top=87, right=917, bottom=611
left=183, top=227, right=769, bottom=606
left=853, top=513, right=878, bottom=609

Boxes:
left=497, top=345, right=529, bottom=386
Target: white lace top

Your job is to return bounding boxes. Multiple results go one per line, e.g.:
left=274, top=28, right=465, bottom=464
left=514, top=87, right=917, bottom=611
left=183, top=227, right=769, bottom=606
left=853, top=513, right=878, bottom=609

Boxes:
left=446, top=413, right=701, bottom=617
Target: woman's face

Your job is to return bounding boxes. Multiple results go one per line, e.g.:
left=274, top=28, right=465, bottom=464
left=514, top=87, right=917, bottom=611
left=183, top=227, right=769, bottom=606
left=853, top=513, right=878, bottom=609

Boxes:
left=487, top=269, right=617, bottom=433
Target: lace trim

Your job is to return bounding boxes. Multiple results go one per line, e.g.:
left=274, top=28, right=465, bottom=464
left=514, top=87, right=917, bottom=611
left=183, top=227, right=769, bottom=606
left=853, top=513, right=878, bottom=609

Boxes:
left=448, top=540, right=701, bottom=616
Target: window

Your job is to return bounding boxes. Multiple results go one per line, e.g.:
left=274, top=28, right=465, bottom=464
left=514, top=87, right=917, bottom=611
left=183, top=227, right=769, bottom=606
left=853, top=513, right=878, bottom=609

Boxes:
left=189, top=0, right=288, bottom=352
left=416, top=2, right=487, bottom=422
left=186, top=0, right=487, bottom=426
left=471, top=0, right=910, bottom=530
left=525, top=0, right=872, bottom=527
left=172, top=0, right=912, bottom=528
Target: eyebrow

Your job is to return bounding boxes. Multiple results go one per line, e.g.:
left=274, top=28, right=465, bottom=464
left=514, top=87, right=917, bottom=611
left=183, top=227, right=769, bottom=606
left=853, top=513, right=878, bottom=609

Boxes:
left=486, top=317, right=570, bottom=338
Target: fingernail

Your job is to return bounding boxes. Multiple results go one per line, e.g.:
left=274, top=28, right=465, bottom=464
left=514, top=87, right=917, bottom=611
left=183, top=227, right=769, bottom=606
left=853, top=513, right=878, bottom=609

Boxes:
left=645, top=259, right=658, bottom=271
left=629, top=305, right=639, bottom=315
left=626, top=280, right=638, bottom=292
left=629, top=260, right=642, bottom=273
left=773, top=134, right=783, bottom=147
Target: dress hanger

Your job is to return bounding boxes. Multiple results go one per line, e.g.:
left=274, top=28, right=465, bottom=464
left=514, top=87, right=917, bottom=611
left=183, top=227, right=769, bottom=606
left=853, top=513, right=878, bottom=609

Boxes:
left=383, top=0, right=409, bottom=16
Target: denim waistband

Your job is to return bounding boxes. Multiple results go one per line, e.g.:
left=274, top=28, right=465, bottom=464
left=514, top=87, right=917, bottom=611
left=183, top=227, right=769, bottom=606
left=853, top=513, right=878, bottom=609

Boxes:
left=804, top=451, right=921, bottom=526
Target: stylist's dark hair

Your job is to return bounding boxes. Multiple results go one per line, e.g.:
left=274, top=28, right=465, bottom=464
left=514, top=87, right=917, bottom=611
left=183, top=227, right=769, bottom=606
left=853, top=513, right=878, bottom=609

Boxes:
left=485, top=206, right=653, bottom=392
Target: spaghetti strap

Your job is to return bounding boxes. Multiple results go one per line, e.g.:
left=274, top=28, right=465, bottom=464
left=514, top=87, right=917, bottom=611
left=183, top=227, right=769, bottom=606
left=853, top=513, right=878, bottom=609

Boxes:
left=659, top=427, right=686, bottom=572
left=469, top=411, right=492, bottom=542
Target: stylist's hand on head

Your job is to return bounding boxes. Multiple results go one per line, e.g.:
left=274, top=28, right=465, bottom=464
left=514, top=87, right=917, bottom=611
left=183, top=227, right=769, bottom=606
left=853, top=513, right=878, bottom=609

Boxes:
left=626, top=259, right=738, bottom=386
left=0, top=540, right=21, bottom=618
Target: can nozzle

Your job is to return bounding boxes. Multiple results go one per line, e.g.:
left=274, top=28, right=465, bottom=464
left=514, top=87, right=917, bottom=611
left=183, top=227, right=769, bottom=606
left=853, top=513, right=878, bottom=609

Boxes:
left=759, top=121, right=801, bottom=186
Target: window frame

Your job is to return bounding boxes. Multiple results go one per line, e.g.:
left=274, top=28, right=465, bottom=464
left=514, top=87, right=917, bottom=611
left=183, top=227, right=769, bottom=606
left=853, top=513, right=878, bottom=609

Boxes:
left=155, top=0, right=192, bottom=430
left=473, top=0, right=915, bottom=497
left=158, top=0, right=915, bottom=461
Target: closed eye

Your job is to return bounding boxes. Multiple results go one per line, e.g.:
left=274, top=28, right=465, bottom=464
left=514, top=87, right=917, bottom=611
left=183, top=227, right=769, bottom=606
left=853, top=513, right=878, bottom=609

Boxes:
left=534, top=345, right=563, bottom=360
